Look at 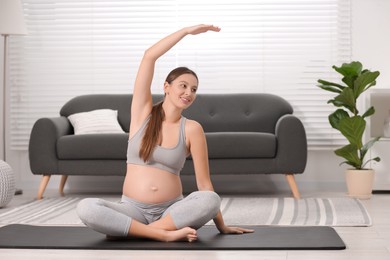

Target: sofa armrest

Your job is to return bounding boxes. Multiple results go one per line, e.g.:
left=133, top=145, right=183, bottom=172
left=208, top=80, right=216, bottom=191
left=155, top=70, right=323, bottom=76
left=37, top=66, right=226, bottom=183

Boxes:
left=275, top=114, right=307, bottom=173
left=29, top=117, right=73, bottom=175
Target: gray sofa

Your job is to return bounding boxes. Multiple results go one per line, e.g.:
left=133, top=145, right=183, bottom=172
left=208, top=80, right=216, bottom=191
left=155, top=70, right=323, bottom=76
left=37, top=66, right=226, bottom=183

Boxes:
left=29, top=93, right=307, bottom=199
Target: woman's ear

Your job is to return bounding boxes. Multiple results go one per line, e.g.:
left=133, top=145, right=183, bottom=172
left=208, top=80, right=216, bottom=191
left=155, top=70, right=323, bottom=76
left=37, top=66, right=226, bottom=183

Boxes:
left=164, top=81, right=170, bottom=95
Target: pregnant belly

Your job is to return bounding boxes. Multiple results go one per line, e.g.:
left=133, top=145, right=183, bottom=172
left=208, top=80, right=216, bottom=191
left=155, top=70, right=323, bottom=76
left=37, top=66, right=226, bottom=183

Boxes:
left=122, top=164, right=183, bottom=204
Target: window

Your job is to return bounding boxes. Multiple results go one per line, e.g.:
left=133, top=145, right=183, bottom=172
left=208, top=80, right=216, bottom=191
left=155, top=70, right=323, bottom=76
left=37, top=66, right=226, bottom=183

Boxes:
left=8, top=0, right=351, bottom=150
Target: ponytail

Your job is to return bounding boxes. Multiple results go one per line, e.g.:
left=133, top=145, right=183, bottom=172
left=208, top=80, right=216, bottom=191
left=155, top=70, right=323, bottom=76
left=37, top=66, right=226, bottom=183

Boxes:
left=139, top=101, right=165, bottom=162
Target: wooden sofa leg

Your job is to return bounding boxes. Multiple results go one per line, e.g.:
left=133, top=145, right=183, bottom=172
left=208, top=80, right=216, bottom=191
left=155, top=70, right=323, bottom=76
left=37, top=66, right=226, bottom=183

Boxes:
left=285, top=174, right=301, bottom=199
left=37, top=175, right=51, bottom=200
left=59, top=175, right=68, bottom=196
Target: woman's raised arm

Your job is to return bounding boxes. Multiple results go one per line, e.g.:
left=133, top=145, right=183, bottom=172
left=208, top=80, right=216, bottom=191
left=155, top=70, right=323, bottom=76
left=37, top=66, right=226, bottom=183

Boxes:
left=130, top=25, right=220, bottom=132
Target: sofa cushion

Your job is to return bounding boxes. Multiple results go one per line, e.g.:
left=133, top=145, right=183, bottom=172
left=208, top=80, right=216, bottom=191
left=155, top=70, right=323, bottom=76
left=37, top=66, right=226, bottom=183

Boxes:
left=206, top=132, right=276, bottom=159
left=68, top=109, right=125, bottom=135
left=57, top=132, right=276, bottom=160
left=57, top=134, right=128, bottom=159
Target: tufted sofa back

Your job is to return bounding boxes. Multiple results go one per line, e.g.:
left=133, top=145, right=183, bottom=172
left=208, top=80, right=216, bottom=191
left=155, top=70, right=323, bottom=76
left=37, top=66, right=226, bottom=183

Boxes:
left=183, top=93, right=292, bottom=133
left=60, top=93, right=293, bottom=134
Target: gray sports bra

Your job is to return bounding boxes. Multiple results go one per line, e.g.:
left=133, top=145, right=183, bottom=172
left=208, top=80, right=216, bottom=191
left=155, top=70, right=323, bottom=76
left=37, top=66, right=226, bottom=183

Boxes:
left=126, top=115, right=187, bottom=175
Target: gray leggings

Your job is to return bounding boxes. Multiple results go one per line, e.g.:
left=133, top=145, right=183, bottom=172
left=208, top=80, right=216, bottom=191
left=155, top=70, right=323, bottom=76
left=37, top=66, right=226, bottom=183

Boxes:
left=77, top=191, right=221, bottom=237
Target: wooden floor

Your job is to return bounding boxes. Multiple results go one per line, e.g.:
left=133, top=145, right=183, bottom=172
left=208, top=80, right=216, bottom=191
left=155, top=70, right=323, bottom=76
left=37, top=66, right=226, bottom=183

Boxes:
left=0, top=189, right=389, bottom=260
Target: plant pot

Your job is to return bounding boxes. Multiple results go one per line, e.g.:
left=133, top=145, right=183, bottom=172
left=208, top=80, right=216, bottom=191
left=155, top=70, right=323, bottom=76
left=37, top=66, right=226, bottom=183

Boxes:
left=345, top=169, right=374, bottom=199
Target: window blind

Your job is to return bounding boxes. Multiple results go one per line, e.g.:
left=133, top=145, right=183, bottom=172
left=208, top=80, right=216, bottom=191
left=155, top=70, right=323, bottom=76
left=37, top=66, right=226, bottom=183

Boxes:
left=8, top=0, right=351, bottom=150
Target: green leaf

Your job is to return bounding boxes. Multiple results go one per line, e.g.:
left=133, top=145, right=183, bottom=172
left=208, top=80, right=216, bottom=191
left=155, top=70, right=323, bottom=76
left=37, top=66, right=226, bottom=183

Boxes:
left=361, top=136, right=380, bottom=161
left=327, top=99, right=344, bottom=107
left=317, top=79, right=346, bottom=92
left=333, top=61, right=362, bottom=77
left=353, top=71, right=380, bottom=98
left=342, top=75, right=358, bottom=89
left=333, top=88, right=356, bottom=114
left=333, top=62, right=362, bottom=88
left=335, top=144, right=361, bottom=168
left=361, top=157, right=381, bottom=169
left=317, top=84, right=342, bottom=94
left=362, top=106, right=375, bottom=118
left=338, top=116, right=365, bottom=148
left=328, top=109, right=349, bottom=130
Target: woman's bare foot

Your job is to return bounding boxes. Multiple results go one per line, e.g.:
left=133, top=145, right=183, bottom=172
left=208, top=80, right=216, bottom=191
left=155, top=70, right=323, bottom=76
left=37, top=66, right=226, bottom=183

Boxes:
left=164, top=227, right=197, bottom=242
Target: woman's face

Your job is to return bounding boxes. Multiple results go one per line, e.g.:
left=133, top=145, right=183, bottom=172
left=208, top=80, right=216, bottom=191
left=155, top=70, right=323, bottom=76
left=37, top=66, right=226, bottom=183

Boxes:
left=164, top=73, right=198, bottom=109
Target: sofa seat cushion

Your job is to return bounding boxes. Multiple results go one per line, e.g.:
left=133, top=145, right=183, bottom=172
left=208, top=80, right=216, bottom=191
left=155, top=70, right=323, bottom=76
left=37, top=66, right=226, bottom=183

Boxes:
left=206, top=132, right=276, bottom=159
left=57, top=132, right=276, bottom=160
left=57, top=134, right=128, bottom=159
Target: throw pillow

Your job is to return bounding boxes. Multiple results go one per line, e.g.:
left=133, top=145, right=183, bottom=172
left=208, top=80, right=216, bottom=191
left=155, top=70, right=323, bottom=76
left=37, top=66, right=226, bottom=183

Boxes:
left=68, top=109, right=125, bottom=135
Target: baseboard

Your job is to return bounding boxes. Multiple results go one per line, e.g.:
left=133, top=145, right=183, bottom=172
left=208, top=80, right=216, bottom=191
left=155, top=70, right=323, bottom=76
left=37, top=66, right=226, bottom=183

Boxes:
left=372, top=190, right=390, bottom=194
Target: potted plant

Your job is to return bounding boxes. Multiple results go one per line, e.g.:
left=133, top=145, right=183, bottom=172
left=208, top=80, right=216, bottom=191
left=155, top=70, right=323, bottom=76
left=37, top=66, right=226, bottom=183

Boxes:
left=317, top=61, right=381, bottom=199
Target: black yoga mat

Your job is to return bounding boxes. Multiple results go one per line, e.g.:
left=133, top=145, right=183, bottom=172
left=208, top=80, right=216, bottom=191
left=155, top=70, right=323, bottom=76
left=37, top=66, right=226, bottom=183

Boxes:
left=0, top=224, right=345, bottom=250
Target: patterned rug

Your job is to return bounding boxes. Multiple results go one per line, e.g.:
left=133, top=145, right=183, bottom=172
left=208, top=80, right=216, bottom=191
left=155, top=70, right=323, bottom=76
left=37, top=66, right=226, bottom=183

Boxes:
left=0, top=196, right=372, bottom=227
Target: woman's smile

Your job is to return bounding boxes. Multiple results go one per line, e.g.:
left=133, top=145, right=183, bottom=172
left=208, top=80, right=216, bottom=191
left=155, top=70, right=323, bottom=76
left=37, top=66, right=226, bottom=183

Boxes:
left=180, top=96, right=192, bottom=105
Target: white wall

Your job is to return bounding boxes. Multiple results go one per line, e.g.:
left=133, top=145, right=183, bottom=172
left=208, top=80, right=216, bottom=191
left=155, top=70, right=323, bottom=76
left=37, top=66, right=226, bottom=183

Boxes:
left=351, top=0, right=390, bottom=87
left=2, top=0, right=390, bottom=196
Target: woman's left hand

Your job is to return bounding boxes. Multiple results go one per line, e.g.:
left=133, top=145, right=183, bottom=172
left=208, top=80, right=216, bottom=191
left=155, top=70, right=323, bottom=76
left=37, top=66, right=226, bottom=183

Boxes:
left=186, top=24, right=221, bottom=35
left=218, top=225, right=254, bottom=234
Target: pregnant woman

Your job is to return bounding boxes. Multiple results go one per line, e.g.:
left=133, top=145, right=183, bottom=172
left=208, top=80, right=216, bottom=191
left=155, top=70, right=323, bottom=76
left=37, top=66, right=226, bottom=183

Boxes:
left=77, top=24, right=253, bottom=242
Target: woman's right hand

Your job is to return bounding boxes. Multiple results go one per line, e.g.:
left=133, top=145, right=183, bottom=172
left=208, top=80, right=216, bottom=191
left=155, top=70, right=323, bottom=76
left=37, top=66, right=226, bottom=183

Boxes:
left=186, top=24, right=221, bottom=35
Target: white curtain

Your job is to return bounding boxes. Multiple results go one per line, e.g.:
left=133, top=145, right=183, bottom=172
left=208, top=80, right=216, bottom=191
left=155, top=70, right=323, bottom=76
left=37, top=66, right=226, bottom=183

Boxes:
left=8, top=0, right=351, bottom=150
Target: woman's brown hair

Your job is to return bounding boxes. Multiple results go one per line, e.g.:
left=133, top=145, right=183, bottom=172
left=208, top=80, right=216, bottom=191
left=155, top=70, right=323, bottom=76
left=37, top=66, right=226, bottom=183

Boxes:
left=139, top=67, right=198, bottom=162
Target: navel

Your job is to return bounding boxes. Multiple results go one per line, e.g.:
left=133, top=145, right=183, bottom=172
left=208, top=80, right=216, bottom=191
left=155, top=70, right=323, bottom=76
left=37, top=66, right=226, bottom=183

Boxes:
left=150, top=186, right=158, bottom=192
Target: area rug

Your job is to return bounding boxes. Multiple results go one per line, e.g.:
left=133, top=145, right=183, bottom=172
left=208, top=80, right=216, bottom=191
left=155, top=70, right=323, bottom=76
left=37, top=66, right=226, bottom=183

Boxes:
left=0, top=224, right=346, bottom=250
left=0, top=196, right=372, bottom=227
